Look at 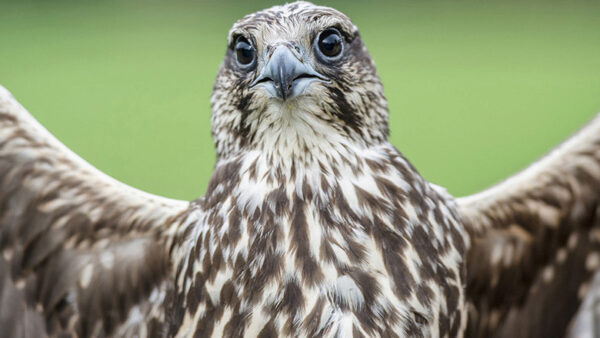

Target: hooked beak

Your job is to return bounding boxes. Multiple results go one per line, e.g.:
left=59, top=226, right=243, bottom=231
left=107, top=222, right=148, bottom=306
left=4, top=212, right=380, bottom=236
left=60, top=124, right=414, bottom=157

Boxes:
left=250, top=46, right=329, bottom=100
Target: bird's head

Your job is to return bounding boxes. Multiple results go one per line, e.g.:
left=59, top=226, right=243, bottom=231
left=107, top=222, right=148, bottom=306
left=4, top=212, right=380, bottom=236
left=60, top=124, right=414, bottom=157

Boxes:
left=211, top=1, right=389, bottom=161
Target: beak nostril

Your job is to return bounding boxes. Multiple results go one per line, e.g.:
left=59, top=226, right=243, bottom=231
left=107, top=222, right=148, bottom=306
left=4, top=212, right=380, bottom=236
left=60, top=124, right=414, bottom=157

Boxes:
left=249, top=46, right=329, bottom=100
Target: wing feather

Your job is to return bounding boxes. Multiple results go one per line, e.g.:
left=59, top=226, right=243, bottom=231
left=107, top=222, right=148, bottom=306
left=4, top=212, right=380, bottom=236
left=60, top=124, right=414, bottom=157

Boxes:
left=0, top=86, right=193, bottom=337
left=458, top=113, right=600, bottom=337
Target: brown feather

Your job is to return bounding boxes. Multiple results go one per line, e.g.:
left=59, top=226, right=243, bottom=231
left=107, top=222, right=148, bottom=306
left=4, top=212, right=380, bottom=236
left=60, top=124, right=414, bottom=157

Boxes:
left=0, top=86, right=191, bottom=336
left=459, top=115, right=600, bottom=337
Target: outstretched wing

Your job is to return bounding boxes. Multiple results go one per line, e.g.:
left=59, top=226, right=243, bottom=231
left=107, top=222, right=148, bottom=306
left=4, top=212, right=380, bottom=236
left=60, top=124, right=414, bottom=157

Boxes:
left=457, top=114, right=600, bottom=338
left=0, top=86, right=193, bottom=337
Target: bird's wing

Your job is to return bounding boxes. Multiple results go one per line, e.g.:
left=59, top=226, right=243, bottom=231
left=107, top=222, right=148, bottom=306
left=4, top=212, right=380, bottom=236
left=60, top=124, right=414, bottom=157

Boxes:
left=0, top=86, right=194, bottom=337
left=457, top=114, right=600, bottom=338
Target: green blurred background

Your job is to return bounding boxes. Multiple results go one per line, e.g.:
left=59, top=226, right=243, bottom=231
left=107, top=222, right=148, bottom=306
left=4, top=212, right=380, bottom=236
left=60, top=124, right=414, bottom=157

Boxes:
left=1, top=0, right=599, bottom=200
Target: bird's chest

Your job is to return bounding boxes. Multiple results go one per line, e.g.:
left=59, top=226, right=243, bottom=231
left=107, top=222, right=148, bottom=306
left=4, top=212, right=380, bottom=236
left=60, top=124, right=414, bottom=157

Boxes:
left=177, top=170, right=468, bottom=337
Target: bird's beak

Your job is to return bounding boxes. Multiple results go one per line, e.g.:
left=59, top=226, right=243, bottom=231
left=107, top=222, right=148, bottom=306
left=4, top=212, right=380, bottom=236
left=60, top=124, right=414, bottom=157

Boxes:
left=250, top=46, right=329, bottom=100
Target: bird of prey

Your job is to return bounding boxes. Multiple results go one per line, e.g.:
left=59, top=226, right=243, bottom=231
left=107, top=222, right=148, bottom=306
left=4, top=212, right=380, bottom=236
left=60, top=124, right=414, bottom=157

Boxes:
left=1, top=2, right=599, bottom=337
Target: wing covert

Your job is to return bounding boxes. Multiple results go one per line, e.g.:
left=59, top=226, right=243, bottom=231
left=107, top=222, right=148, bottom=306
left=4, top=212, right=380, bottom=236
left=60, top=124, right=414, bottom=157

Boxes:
left=0, top=85, right=193, bottom=337
left=458, top=113, right=600, bottom=337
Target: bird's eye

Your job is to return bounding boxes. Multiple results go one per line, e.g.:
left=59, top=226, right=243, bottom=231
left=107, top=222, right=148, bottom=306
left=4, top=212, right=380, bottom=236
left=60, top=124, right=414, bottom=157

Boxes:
left=316, top=28, right=343, bottom=59
left=234, top=36, right=256, bottom=67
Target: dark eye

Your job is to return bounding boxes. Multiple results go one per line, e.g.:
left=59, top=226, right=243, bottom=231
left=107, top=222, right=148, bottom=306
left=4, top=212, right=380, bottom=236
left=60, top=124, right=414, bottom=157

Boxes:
left=234, top=36, right=255, bottom=67
left=317, top=28, right=343, bottom=59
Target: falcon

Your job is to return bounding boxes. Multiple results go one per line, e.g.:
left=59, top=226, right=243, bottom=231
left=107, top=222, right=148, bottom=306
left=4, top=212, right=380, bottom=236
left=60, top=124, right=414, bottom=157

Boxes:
left=1, top=2, right=599, bottom=337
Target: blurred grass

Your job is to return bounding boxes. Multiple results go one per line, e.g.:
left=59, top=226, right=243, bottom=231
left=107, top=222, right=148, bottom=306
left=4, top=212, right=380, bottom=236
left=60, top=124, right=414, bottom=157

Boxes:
left=0, top=0, right=599, bottom=200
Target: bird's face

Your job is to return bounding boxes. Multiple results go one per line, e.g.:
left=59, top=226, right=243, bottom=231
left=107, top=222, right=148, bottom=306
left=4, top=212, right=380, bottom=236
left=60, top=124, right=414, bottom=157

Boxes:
left=211, top=1, right=389, bottom=161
